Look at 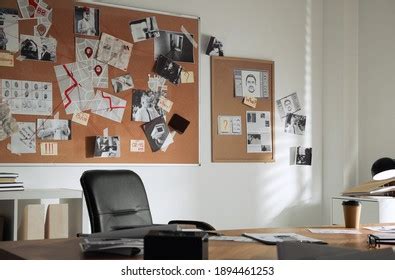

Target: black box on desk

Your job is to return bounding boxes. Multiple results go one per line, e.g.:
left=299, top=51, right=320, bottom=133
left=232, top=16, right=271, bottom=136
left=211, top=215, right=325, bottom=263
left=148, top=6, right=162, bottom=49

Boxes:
left=144, top=231, right=208, bottom=260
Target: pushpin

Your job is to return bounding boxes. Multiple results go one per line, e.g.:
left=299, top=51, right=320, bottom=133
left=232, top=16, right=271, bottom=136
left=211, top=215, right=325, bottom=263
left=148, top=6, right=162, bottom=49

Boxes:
left=94, top=65, right=102, bottom=76
left=85, top=47, right=93, bottom=58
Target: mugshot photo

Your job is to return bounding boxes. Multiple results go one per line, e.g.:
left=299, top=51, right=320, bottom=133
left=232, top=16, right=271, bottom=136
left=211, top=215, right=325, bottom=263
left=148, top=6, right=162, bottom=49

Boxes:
left=276, top=92, right=302, bottom=118
left=129, top=16, right=160, bottom=42
left=154, top=30, right=194, bottom=63
left=74, top=6, right=100, bottom=36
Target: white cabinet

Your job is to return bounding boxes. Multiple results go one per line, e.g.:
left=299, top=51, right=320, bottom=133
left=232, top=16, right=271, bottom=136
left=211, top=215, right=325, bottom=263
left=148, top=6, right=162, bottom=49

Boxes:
left=0, top=189, right=83, bottom=241
left=332, top=196, right=395, bottom=225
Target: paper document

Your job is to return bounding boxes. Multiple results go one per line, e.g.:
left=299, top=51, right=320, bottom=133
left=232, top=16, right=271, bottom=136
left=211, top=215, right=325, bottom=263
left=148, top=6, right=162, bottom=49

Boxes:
left=243, top=233, right=327, bottom=245
left=364, top=226, right=395, bottom=233
left=209, top=236, right=256, bottom=243
left=307, top=228, right=361, bottom=235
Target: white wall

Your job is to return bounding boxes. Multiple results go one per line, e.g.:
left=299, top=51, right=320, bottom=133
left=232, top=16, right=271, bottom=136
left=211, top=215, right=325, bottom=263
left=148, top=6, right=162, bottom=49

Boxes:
left=1, top=0, right=326, bottom=231
left=358, top=0, right=395, bottom=183
left=322, top=0, right=359, bottom=224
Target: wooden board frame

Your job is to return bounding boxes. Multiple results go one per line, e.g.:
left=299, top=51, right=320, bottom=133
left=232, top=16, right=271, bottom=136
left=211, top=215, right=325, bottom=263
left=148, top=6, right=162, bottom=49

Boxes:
left=211, top=56, right=275, bottom=162
left=0, top=0, right=200, bottom=164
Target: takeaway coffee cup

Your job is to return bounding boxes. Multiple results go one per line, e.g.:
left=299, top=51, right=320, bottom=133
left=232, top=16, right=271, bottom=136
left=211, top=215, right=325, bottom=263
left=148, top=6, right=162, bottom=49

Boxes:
left=342, top=200, right=361, bottom=228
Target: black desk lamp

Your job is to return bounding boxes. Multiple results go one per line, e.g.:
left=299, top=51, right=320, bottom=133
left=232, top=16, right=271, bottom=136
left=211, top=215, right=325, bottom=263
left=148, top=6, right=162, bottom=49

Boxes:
left=371, top=157, right=395, bottom=180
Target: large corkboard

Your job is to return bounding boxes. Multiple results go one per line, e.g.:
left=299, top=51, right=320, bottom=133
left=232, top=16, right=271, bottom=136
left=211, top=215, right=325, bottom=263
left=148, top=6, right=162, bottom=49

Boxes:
left=211, top=56, right=275, bottom=162
left=0, top=0, right=199, bottom=164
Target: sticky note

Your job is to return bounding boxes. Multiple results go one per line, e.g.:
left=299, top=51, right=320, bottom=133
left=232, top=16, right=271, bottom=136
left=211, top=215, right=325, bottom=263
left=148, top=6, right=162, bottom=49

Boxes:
left=72, top=112, right=90, bottom=126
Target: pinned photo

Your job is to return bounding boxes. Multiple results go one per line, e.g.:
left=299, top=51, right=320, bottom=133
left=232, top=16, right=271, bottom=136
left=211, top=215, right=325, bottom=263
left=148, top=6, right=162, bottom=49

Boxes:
left=155, top=55, right=182, bottom=85
left=36, top=119, right=71, bottom=141
left=129, top=16, right=160, bottom=42
left=74, top=6, right=99, bottom=36
left=96, top=32, right=133, bottom=71
left=94, top=136, right=120, bottom=157
left=284, top=113, right=306, bottom=135
left=112, top=74, right=134, bottom=93
left=132, top=89, right=164, bottom=122
left=20, top=34, right=57, bottom=62
left=0, top=11, right=19, bottom=53
left=234, top=69, right=269, bottom=98
left=276, top=92, right=302, bottom=118
left=143, top=116, right=170, bottom=152
left=290, top=146, right=312, bottom=166
left=154, top=30, right=194, bottom=63
left=206, top=36, right=224, bottom=56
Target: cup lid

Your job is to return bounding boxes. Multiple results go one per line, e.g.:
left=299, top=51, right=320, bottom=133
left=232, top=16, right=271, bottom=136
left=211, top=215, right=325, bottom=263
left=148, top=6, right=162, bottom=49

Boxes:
left=342, top=200, right=361, bottom=206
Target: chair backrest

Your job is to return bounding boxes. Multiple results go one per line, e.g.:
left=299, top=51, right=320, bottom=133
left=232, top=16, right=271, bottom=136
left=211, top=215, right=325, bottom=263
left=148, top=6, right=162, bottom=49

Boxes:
left=80, top=170, right=153, bottom=233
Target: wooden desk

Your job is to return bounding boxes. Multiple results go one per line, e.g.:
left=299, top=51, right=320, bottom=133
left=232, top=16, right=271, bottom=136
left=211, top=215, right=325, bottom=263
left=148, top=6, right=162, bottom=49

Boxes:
left=0, top=226, right=387, bottom=260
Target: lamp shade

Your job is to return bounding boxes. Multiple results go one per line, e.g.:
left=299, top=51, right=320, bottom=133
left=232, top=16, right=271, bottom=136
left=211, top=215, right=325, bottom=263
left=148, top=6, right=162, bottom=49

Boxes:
left=371, top=157, right=395, bottom=180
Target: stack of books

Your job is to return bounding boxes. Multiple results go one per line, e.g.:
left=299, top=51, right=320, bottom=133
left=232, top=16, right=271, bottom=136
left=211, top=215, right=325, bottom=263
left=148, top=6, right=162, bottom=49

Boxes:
left=0, top=173, right=24, bottom=192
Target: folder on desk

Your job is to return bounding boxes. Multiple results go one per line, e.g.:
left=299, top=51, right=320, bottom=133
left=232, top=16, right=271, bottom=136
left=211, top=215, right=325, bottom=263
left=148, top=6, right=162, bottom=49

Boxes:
left=87, top=224, right=179, bottom=239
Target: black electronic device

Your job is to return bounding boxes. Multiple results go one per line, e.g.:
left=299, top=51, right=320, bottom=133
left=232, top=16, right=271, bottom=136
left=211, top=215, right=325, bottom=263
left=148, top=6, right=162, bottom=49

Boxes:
left=168, top=114, right=190, bottom=134
left=144, top=230, right=208, bottom=260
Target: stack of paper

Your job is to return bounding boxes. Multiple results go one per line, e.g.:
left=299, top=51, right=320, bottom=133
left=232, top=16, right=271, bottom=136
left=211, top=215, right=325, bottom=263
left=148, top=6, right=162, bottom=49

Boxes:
left=0, top=173, right=24, bottom=191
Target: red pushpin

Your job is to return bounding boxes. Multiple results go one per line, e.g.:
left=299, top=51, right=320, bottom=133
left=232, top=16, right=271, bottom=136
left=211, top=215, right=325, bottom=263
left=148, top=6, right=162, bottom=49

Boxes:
left=94, top=65, right=102, bottom=76
left=85, top=47, right=93, bottom=58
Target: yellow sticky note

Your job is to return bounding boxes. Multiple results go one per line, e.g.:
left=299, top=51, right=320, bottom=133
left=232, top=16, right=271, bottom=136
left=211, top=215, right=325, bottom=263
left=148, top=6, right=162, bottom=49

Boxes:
left=181, top=71, right=194, bottom=83
left=72, top=112, right=90, bottom=126
left=0, top=53, right=14, bottom=67
left=243, top=96, right=257, bottom=108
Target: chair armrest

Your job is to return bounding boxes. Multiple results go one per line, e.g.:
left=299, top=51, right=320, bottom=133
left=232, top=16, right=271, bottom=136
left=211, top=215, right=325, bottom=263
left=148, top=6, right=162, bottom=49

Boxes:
left=168, top=220, right=215, bottom=231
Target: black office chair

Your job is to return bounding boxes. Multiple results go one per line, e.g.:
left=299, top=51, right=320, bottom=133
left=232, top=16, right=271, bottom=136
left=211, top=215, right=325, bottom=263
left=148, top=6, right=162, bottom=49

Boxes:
left=80, top=170, right=215, bottom=233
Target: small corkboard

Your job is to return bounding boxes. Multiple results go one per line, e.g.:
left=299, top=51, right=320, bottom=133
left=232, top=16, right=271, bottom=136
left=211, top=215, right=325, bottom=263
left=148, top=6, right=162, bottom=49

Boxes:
left=0, top=0, right=199, bottom=164
left=211, top=56, right=275, bottom=162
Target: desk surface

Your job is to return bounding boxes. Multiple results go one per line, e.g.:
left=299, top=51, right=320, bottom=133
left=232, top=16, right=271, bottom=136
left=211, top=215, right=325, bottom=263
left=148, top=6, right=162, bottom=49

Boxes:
left=0, top=226, right=387, bottom=260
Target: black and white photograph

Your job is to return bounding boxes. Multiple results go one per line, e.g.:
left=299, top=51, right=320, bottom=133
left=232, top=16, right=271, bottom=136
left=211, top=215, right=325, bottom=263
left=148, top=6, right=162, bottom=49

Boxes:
left=284, top=113, right=306, bottom=135
left=20, top=34, right=57, bottom=62
left=0, top=10, right=19, bottom=53
left=111, top=74, right=134, bottom=93
left=247, top=134, right=261, bottom=145
left=234, top=69, right=269, bottom=98
left=36, top=119, right=71, bottom=140
left=206, top=36, right=224, bottom=56
left=129, top=16, right=160, bottom=42
left=94, top=136, right=120, bottom=157
left=276, top=92, right=302, bottom=118
left=74, top=6, right=99, bottom=36
left=154, top=30, right=194, bottom=63
left=143, top=116, right=170, bottom=152
left=155, top=54, right=182, bottom=85
left=132, top=89, right=164, bottom=122
left=290, top=146, right=312, bottom=166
